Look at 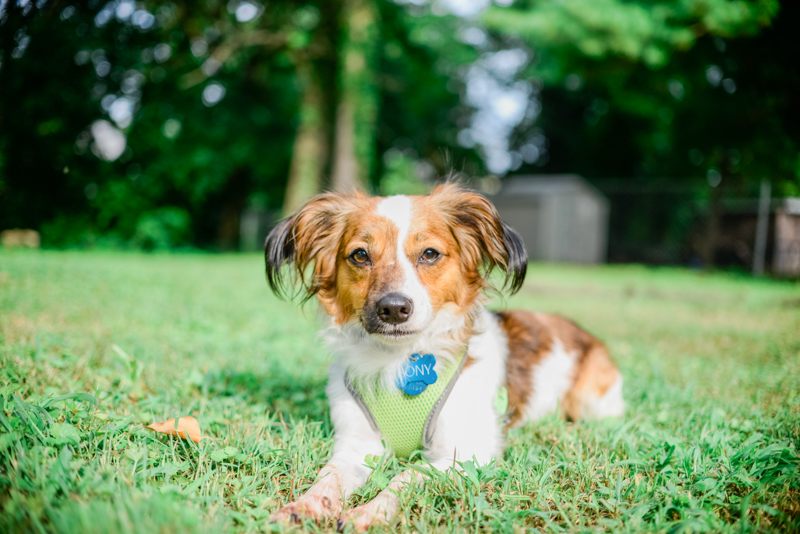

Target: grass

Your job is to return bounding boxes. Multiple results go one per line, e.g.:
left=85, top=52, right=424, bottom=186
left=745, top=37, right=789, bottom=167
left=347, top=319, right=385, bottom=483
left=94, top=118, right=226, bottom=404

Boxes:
left=0, top=250, right=798, bottom=533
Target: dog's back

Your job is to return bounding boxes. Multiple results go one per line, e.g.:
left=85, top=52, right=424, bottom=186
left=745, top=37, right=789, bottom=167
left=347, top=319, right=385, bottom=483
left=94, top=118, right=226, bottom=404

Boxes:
left=497, top=311, right=624, bottom=426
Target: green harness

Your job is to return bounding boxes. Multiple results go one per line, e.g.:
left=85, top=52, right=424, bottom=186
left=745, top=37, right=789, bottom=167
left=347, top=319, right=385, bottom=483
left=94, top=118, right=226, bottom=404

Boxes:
left=345, top=351, right=508, bottom=459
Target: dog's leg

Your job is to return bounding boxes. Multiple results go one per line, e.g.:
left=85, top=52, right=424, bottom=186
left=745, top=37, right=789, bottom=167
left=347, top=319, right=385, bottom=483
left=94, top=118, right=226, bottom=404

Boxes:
left=269, top=436, right=382, bottom=525
left=271, top=364, right=384, bottom=525
left=269, top=462, right=359, bottom=524
left=337, top=453, right=466, bottom=532
left=336, top=468, right=424, bottom=532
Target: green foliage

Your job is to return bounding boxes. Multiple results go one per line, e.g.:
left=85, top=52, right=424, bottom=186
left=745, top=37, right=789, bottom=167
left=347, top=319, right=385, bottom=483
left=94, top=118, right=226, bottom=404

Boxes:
left=47, top=491, right=207, bottom=534
left=485, top=0, right=779, bottom=72
left=0, top=1, right=479, bottom=249
left=1, top=251, right=798, bottom=532
left=379, top=150, right=431, bottom=196
left=375, top=4, right=478, bottom=182
left=485, top=0, right=794, bottom=185
left=338, top=0, right=381, bottom=188
left=0, top=1, right=300, bottom=249
left=48, top=423, right=82, bottom=447
left=132, top=207, right=192, bottom=251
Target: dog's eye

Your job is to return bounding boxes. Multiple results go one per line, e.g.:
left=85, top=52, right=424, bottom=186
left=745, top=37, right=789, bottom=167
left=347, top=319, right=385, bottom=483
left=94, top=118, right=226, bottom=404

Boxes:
left=349, top=249, right=370, bottom=265
left=419, top=248, right=441, bottom=263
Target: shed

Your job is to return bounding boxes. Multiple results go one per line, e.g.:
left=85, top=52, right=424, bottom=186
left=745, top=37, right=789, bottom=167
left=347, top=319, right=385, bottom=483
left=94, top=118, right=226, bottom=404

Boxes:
left=774, top=198, right=800, bottom=276
left=490, top=175, right=609, bottom=264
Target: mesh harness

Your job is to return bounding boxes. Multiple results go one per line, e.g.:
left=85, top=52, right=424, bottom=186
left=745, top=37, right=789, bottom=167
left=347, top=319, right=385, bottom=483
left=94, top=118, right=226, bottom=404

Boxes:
left=344, top=351, right=470, bottom=459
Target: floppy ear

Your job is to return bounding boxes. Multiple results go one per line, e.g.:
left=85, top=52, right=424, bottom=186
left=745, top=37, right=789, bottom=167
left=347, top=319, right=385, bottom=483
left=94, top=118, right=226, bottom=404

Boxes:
left=264, top=193, right=354, bottom=300
left=432, top=184, right=528, bottom=294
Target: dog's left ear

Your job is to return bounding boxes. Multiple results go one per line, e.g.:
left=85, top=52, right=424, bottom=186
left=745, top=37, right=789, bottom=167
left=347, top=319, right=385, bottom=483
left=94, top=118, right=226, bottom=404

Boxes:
left=432, top=184, right=528, bottom=294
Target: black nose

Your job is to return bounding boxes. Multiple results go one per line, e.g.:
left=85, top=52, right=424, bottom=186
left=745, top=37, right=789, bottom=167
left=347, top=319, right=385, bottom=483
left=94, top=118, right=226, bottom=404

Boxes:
left=375, top=293, right=413, bottom=325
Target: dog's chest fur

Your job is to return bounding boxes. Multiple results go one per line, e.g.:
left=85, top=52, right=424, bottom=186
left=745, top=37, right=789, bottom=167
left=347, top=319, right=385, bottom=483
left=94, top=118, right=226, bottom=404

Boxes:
left=324, top=306, right=624, bottom=463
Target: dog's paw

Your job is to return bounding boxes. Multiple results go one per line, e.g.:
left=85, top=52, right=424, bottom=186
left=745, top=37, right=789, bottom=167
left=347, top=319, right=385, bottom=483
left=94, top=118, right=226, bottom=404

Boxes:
left=337, top=504, right=389, bottom=533
left=270, top=495, right=338, bottom=525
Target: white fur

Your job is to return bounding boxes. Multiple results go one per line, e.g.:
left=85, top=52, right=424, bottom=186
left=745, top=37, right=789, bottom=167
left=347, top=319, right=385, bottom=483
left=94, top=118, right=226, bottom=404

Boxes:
left=325, top=308, right=507, bottom=464
left=273, top=194, right=499, bottom=526
left=524, top=339, right=577, bottom=422
left=374, top=195, right=433, bottom=336
left=302, top=306, right=507, bottom=531
left=324, top=194, right=466, bottom=390
left=424, top=308, right=508, bottom=465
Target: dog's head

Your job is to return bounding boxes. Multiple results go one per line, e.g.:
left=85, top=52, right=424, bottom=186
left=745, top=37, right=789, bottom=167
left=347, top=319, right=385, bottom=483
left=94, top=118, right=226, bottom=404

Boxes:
left=265, top=184, right=526, bottom=343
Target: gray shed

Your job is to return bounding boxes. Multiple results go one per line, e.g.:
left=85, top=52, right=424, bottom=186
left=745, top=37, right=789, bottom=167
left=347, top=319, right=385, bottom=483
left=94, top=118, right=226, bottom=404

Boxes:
left=490, top=175, right=609, bottom=264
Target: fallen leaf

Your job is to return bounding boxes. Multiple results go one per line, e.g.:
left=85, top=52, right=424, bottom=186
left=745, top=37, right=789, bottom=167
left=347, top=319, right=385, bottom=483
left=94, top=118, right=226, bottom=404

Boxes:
left=146, top=416, right=210, bottom=443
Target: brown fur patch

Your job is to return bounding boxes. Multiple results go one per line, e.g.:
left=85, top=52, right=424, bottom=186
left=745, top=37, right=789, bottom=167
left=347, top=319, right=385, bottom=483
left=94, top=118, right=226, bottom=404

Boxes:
left=533, top=315, right=619, bottom=420
left=301, top=188, right=503, bottom=329
left=421, top=184, right=523, bottom=297
left=496, top=311, right=553, bottom=427
left=329, top=208, right=401, bottom=324
left=562, top=344, right=620, bottom=420
left=497, top=311, right=620, bottom=426
left=406, top=201, right=482, bottom=315
left=535, top=314, right=596, bottom=356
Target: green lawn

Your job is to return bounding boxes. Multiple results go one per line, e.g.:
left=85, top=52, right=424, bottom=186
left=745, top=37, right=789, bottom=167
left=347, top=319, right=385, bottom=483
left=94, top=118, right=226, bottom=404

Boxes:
left=1, top=250, right=798, bottom=533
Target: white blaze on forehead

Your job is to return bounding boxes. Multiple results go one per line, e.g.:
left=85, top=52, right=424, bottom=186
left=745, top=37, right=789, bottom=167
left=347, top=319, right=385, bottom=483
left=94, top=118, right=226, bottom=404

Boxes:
left=376, top=195, right=413, bottom=242
left=375, top=195, right=432, bottom=329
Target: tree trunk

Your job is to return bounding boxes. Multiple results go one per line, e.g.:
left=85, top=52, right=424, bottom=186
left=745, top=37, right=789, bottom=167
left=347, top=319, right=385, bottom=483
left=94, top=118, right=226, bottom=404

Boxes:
left=216, top=167, right=249, bottom=251
left=331, top=0, right=379, bottom=193
left=283, top=60, right=328, bottom=216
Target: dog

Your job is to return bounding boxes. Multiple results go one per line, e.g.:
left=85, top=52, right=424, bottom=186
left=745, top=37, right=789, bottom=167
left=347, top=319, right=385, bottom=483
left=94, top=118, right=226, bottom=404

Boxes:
left=265, top=184, right=624, bottom=531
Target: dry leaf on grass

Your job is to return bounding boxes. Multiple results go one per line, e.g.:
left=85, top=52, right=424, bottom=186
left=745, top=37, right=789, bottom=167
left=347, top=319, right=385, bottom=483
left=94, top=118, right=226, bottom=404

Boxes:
left=146, top=416, right=210, bottom=443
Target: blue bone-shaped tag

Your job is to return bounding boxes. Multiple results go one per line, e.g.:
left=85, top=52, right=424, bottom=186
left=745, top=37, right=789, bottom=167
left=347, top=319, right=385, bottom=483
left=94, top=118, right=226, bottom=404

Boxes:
left=397, top=354, right=437, bottom=396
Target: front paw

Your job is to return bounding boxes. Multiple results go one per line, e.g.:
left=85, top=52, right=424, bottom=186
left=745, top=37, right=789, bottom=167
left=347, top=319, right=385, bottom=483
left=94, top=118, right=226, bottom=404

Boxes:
left=270, top=495, right=338, bottom=525
left=337, top=505, right=389, bottom=533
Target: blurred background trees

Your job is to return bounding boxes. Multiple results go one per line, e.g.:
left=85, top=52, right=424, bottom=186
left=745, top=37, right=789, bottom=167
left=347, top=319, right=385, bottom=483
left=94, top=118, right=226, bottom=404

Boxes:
left=1, top=0, right=797, bottom=265
left=484, top=0, right=796, bottom=263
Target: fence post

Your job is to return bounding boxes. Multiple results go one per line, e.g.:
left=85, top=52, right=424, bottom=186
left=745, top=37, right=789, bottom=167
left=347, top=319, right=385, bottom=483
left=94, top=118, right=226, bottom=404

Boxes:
left=753, top=180, right=771, bottom=276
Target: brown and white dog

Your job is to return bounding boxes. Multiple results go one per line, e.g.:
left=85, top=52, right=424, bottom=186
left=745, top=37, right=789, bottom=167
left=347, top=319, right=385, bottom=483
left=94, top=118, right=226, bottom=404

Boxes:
left=265, top=184, right=623, bottom=531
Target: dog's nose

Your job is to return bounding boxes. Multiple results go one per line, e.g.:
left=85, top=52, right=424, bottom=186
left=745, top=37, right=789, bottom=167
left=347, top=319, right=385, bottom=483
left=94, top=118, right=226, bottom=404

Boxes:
left=376, top=293, right=413, bottom=325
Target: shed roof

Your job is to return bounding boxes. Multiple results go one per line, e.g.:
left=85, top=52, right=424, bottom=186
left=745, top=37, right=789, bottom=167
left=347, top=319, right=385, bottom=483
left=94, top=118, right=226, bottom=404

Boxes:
left=493, top=174, right=605, bottom=200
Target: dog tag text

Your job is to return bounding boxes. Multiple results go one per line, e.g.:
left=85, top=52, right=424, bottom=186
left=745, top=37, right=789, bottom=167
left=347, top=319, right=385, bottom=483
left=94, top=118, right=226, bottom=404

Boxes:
left=397, top=353, right=437, bottom=396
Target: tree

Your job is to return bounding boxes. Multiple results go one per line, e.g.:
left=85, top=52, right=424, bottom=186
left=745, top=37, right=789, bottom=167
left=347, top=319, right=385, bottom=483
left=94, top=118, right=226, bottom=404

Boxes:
left=330, top=0, right=380, bottom=193
left=482, top=0, right=797, bottom=265
left=0, top=1, right=301, bottom=248
left=0, top=1, right=479, bottom=248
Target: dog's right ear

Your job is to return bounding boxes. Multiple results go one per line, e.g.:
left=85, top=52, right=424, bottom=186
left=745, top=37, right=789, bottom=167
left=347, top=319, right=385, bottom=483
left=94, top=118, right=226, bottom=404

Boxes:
left=265, top=193, right=354, bottom=300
